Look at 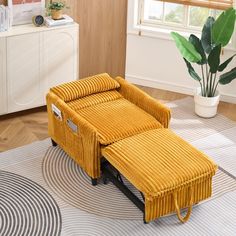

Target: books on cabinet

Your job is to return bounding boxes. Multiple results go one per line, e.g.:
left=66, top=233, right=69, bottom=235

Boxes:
left=45, top=15, right=74, bottom=27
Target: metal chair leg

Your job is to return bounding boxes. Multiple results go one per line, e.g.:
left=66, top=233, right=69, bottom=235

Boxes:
left=103, top=175, right=109, bottom=185
left=51, top=139, right=57, bottom=147
left=143, top=214, right=148, bottom=224
left=91, top=178, right=98, bottom=186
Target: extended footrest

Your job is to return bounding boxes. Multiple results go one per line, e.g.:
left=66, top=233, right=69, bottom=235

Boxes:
left=102, top=129, right=217, bottom=223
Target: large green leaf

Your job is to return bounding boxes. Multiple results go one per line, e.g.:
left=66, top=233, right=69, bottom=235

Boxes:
left=183, top=58, right=201, bottom=81
left=208, top=44, right=221, bottom=73
left=212, top=8, right=236, bottom=47
left=218, top=54, right=236, bottom=72
left=219, top=67, right=236, bottom=85
left=171, top=32, right=202, bottom=63
left=201, top=17, right=215, bottom=54
left=189, top=34, right=207, bottom=65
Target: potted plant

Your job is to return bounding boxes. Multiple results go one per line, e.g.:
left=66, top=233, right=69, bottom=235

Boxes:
left=171, top=8, right=236, bottom=118
left=48, top=1, right=67, bottom=20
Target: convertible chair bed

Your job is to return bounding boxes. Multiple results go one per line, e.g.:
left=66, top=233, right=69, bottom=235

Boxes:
left=46, top=73, right=217, bottom=223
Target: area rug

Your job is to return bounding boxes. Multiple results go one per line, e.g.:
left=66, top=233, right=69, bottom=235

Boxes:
left=0, top=97, right=236, bottom=236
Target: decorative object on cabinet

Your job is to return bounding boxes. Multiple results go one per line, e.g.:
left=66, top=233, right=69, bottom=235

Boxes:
left=8, top=0, right=45, bottom=25
left=47, top=1, right=68, bottom=20
left=32, top=14, right=44, bottom=27
left=45, top=14, right=73, bottom=27
left=0, top=4, right=12, bottom=31
left=0, top=23, right=78, bottom=115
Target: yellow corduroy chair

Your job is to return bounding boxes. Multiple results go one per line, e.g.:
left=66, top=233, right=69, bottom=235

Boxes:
left=46, top=73, right=216, bottom=223
left=47, top=73, right=170, bottom=184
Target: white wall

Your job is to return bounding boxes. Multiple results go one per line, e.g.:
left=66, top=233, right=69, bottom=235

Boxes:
left=126, top=0, right=236, bottom=104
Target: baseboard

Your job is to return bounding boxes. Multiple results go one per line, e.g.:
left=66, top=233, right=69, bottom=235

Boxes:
left=126, top=74, right=236, bottom=104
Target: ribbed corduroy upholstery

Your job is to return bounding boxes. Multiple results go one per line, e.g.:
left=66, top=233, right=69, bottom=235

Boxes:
left=47, top=73, right=172, bottom=178
left=116, top=77, right=171, bottom=128
left=47, top=92, right=100, bottom=178
left=102, top=129, right=217, bottom=222
left=51, top=73, right=120, bottom=102
left=47, top=73, right=216, bottom=223
left=67, top=90, right=122, bottom=111
left=77, top=98, right=163, bottom=145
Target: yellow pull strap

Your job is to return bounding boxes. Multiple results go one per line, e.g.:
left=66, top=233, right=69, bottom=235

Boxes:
left=173, top=187, right=193, bottom=223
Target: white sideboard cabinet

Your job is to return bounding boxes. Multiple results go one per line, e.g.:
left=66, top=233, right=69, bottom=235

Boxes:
left=0, top=37, right=7, bottom=115
left=0, top=23, right=78, bottom=115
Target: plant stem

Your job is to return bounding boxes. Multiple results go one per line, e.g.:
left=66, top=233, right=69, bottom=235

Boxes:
left=205, top=64, right=210, bottom=97
left=199, top=81, right=203, bottom=96
left=211, top=73, right=217, bottom=96
left=205, top=64, right=208, bottom=78
left=213, top=81, right=219, bottom=96
left=209, top=73, right=213, bottom=97
left=206, top=72, right=210, bottom=97
left=201, top=65, right=206, bottom=96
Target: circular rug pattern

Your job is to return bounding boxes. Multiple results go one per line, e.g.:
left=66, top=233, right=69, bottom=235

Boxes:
left=42, top=147, right=143, bottom=220
left=0, top=171, right=62, bottom=236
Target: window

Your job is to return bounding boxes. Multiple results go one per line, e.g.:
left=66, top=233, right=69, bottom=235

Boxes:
left=140, top=0, right=227, bottom=31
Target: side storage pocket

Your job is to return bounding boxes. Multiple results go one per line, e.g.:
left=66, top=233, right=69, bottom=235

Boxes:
left=64, top=113, right=84, bottom=167
left=47, top=96, right=66, bottom=148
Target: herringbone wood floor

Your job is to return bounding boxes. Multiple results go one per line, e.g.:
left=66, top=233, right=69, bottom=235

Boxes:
left=0, top=87, right=235, bottom=152
left=0, top=107, right=48, bottom=152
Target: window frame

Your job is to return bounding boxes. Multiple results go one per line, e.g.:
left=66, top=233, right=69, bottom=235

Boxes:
left=140, top=0, right=226, bottom=32
left=134, top=0, right=236, bottom=51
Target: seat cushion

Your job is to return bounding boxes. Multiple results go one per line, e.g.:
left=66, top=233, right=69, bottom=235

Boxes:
left=50, top=73, right=120, bottom=102
left=77, top=98, right=163, bottom=145
left=102, top=129, right=217, bottom=197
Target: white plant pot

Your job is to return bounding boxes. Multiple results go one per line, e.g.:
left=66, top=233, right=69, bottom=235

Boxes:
left=194, top=87, right=220, bottom=118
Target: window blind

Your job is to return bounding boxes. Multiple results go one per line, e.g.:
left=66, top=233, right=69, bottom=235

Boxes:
left=157, top=0, right=233, bottom=10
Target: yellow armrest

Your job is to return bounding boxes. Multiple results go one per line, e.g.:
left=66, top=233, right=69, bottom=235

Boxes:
left=115, top=77, right=171, bottom=128
left=46, top=92, right=100, bottom=178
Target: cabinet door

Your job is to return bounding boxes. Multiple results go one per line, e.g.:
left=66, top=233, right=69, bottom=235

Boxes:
left=42, top=26, right=78, bottom=96
left=0, top=38, right=7, bottom=115
left=7, top=34, right=43, bottom=113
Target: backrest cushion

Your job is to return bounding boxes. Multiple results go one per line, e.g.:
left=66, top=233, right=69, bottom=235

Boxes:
left=67, top=90, right=123, bottom=111
left=50, top=73, right=120, bottom=102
